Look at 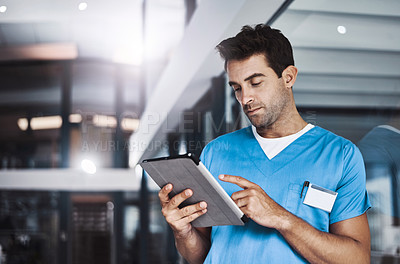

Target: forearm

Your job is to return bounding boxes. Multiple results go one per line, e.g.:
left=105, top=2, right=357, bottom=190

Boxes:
left=277, top=212, right=370, bottom=264
left=174, top=228, right=211, bottom=264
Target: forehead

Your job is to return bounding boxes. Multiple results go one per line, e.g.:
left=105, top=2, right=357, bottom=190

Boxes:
left=226, top=54, right=271, bottom=81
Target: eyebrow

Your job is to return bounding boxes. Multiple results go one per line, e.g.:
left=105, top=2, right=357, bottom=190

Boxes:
left=228, top=73, right=266, bottom=87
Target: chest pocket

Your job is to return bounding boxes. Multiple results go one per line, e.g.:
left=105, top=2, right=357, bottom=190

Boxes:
left=285, top=183, right=330, bottom=232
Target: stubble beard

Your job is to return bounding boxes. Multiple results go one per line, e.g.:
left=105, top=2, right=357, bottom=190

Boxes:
left=245, top=93, right=290, bottom=131
left=246, top=105, right=279, bottom=130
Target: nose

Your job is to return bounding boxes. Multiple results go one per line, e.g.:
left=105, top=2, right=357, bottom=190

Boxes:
left=238, top=87, right=254, bottom=106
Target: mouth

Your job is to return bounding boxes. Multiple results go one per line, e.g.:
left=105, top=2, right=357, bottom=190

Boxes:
left=246, top=107, right=262, bottom=115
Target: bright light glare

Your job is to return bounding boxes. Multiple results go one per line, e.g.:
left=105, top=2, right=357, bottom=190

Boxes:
left=69, top=114, right=82, bottom=123
left=31, top=116, right=62, bottom=130
left=0, top=6, right=7, bottom=13
left=337, top=25, right=347, bottom=34
left=17, top=118, right=29, bottom=131
left=93, top=115, right=117, bottom=128
left=81, top=159, right=97, bottom=174
left=113, top=46, right=143, bottom=66
left=78, top=2, right=88, bottom=11
left=17, top=115, right=62, bottom=131
left=107, top=201, right=114, bottom=210
left=121, top=118, right=140, bottom=132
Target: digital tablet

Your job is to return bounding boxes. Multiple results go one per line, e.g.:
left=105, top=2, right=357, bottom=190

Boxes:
left=140, top=153, right=247, bottom=227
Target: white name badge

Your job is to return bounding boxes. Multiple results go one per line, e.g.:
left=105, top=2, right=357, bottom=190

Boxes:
left=303, top=183, right=338, bottom=213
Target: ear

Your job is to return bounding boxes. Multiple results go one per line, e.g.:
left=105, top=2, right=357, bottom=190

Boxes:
left=282, top=65, right=298, bottom=89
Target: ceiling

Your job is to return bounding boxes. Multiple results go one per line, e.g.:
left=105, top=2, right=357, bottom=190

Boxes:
left=274, top=0, right=400, bottom=108
left=0, top=0, right=186, bottom=62
left=0, top=0, right=186, bottom=116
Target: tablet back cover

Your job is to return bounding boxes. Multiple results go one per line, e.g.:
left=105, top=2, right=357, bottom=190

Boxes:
left=140, top=156, right=245, bottom=227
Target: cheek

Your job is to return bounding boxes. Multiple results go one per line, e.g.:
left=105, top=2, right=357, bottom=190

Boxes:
left=258, top=89, right=285, bottom=109
left=267, top=83, right=285, bottom=99
left=257, top=89, right=274, bottom=105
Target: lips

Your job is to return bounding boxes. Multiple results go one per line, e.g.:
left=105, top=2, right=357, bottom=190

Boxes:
left=246, top=107, right=261, bottom=115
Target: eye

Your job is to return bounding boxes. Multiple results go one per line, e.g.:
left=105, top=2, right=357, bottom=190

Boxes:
left=251, top=82, right=262, bottom=87
left=232, top=86, right=241, bottom=93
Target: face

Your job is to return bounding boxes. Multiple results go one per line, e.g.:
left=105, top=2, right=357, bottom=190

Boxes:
left=227, top=54, right=290, bottom=129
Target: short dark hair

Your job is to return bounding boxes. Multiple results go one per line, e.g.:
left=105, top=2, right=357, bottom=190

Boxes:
left=216, top=24, right=294, bottom=78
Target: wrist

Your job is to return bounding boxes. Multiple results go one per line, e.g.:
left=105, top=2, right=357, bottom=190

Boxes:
left=274, top=209, right=294, bottom=232
left=174, top=227, right=194, bottom=240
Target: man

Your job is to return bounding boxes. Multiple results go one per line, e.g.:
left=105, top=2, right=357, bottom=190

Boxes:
left=159, top=24, right=371, bottom=263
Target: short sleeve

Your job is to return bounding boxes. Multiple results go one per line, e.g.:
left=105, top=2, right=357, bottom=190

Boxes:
left=329, top=143, right=371, bottom=224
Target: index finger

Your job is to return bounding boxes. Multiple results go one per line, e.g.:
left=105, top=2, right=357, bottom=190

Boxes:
left=158, top=183, right=173, bottom=206
left=218, top=174, right=257, bottom=189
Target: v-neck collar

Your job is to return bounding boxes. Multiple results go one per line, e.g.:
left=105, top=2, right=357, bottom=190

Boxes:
left=241, top=125, right=321, bottom=176
left=252, top=124, right=314, bottom=160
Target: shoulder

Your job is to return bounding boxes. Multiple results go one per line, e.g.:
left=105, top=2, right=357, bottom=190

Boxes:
left=205, top=126, right=252, bottom=149
left=310, top=126, right=364, bottom=170
left=312, top=126, right=358, bottom=151
left=312, top=126, right=349, bottom=143
left=200, top=126, right=252, bottom=166
left=314, top=127, right=365, bottom=186
left=215, top=126, right=253, bottom=141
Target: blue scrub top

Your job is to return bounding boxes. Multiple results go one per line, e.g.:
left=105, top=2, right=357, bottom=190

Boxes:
left=200, top=126, right=370, bottom=264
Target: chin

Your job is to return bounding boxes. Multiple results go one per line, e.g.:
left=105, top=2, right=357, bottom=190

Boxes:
left=249, top=119, right=268, bottom=129
left=249, top=117, right=273, bottom=129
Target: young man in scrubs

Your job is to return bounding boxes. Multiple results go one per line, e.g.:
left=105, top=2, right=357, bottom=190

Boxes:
left=158, top=24, right=371, bottom=263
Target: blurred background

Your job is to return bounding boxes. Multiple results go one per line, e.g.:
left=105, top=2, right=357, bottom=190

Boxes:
left=0, top=0, right=399, bottom=263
